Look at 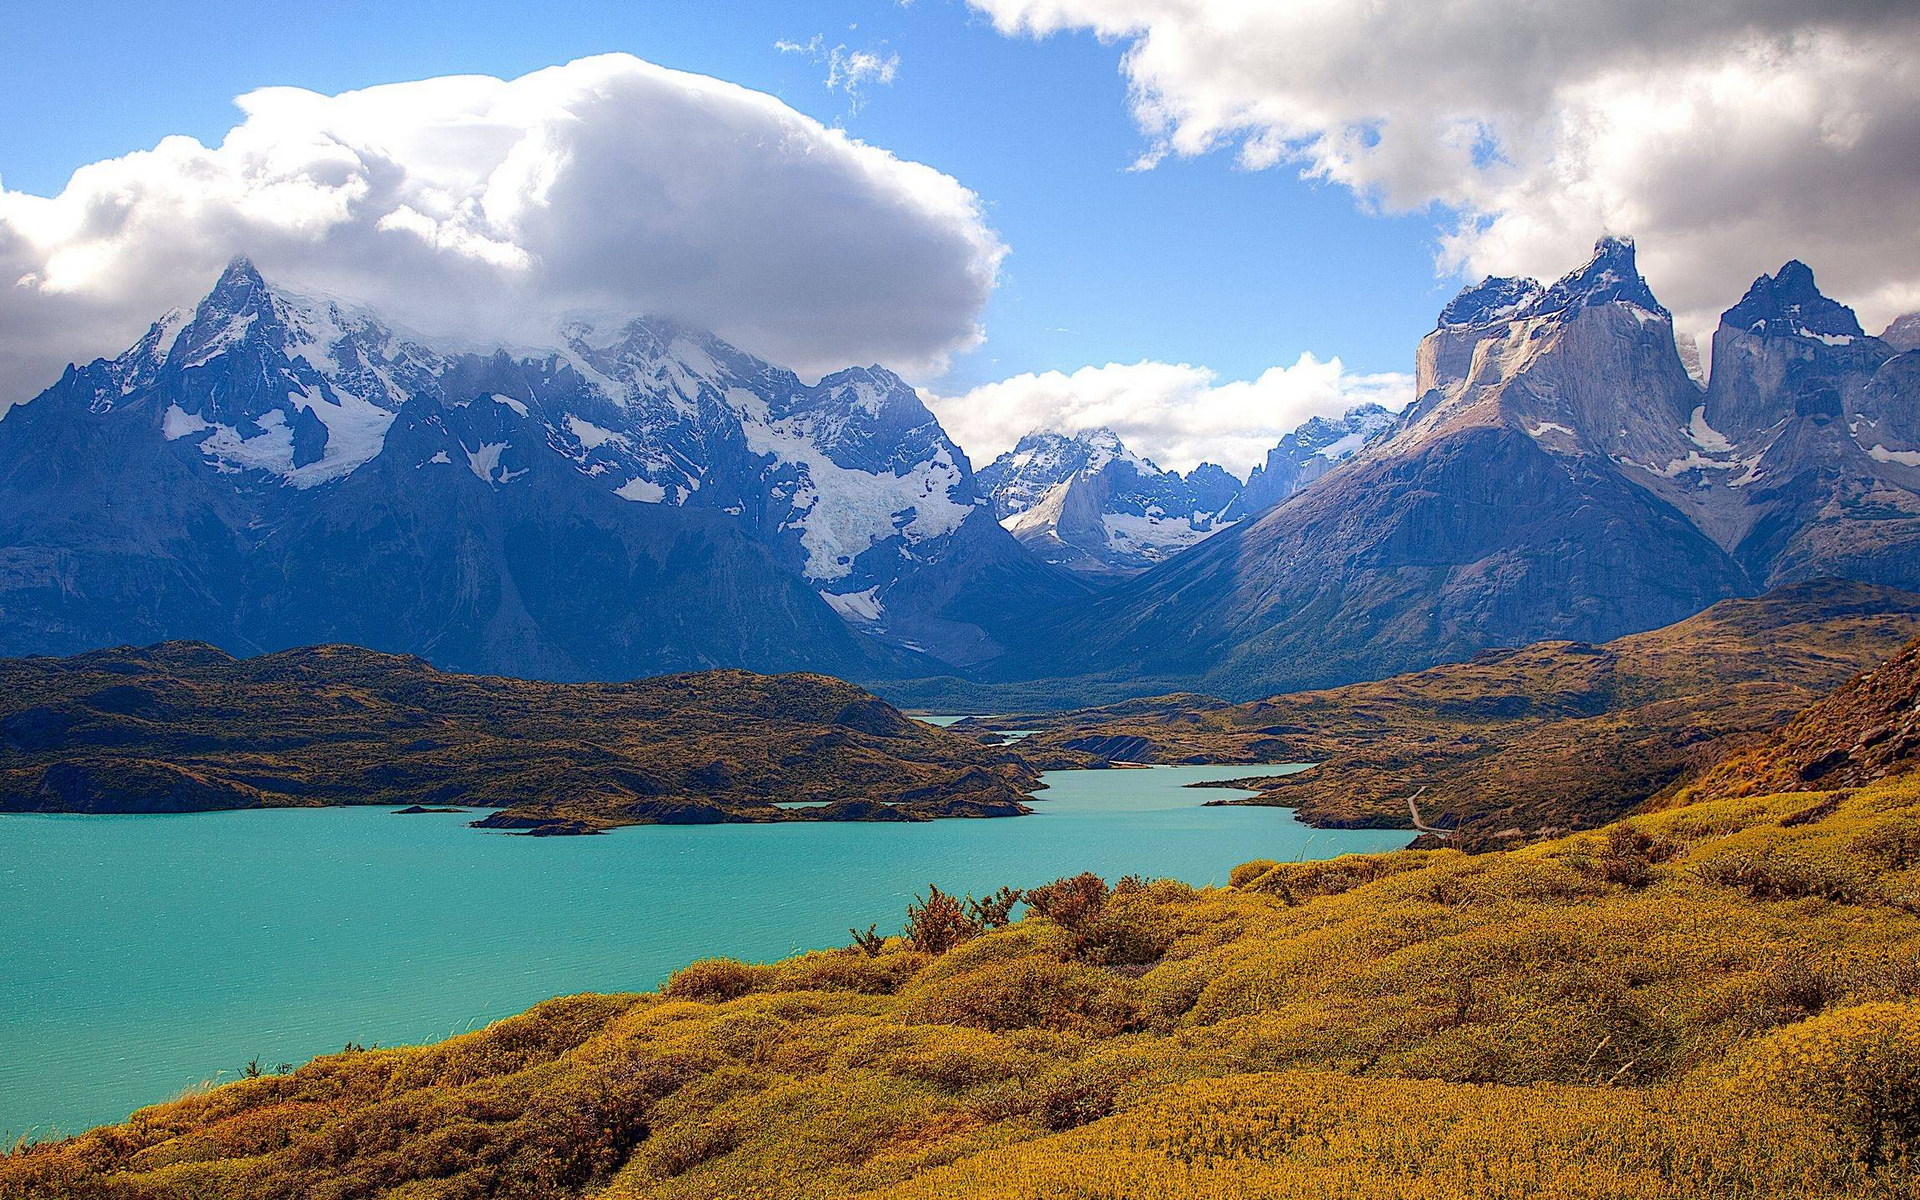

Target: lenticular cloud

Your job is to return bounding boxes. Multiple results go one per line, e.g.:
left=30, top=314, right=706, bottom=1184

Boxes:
left=0, top=53, right=1006, bottom=407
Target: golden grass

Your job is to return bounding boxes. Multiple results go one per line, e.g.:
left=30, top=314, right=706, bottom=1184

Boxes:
left=7, top=778, right=1920, bottom=1198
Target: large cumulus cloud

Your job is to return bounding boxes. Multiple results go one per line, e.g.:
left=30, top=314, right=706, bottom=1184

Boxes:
left=0, top=53, right=1005, bottom=406
left=971, top=0, right=1920, bottom=342
left=928, top=355, right=1413, bottom=475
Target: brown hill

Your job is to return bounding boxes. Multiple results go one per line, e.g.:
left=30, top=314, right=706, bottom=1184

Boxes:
left=0, top=642, right=1038, bottom=831
left=1003, top=580, right=1920, bottom=848
left=1677, top=627, right=1920, bottom=803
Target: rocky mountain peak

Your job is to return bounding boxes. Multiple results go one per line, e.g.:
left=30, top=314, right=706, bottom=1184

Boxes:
left=1721, top=261, right=1866, bottom=343
left=1531, top=235, right=1667, bottom=320
left=1438, top=276, right=1544, bottom=330
left=1881, top=313, right=1920, bottom=353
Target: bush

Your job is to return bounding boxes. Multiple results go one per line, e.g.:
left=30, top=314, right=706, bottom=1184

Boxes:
left=966, top=887, right=1023, bottom=931
left=666, top=958, right=772, bottom=1003
left=1239, top=851, right=1440, bottom=905
left=1024, top=874, right=1109, bottom=932
left=1582, top=823, right=1677, bottom=888
left=906, top=885, right=980, bottom=954
left=1695, top=849, right=1873, bottom=905
left=1735, top=1001, right=1920, bottom=1167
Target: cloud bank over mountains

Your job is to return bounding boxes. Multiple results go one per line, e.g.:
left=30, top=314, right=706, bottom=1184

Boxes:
left=927, top=354, right=1413, bottom=475
left=970, top=0, right=1920, bottom=341
left=0, top=53, right=1004, bottom=408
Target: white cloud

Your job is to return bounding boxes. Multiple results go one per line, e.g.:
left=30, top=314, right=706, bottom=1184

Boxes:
left=0, top=53, right=1003, bottom=406
left=928, top=355, right=1413, bottom=474
left=778, top=36, right=902, bottom=111
left=969, top=0, right=1920, bottom=340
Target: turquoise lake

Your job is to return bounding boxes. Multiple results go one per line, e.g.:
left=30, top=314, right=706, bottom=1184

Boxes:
left=0, top=763, right=1411, bottom=1137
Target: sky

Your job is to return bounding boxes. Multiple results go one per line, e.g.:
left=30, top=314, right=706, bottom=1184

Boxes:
left=1, top=0, right=1915, bottom=474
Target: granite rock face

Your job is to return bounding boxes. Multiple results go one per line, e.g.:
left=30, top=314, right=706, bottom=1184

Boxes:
left=1004, top=238, right=1920, bottom=699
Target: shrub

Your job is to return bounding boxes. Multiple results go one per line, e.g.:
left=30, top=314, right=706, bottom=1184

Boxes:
left=666, top=958, right=772, bottom=1003
left=1581, top=823, right=1677, bottom=888
left=1695, top=849, right=1873, bottom=905
left=1229, top=859, right=1280, bottom=888
left=966, top=887, right=1023, bottom=931
left=1239, top=851, right=1439, bottom=905
left=906, top=885, right=980, bottom=954
left=1734, top=1001, right=1920, bottom=1167
left=1024, top=874, right=1109, bottom=932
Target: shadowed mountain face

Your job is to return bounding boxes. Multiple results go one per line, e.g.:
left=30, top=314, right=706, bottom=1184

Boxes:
left=0, top=260, right=1083, bottom=678
left=1001, top=239, right=1920, bottom=699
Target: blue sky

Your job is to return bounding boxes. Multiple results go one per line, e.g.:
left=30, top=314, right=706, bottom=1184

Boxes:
left=0, top=0, right=1449, bottom=395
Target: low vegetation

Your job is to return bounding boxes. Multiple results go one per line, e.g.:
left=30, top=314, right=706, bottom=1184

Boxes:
left=1004, top=580, right=1920, bottom=847
left=0, top=642, right=1038, bottom=832
left=7, top=767, right=1920, bottom=1197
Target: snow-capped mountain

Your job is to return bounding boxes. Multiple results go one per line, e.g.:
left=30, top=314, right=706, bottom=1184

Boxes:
left=1004, top=237, right=1920, bottom=699
left=0, top=259, right=1082, bottom=676
left=1220, top=403, right=1396, bottom=520
left=976, top=428, right=1241, bottom=576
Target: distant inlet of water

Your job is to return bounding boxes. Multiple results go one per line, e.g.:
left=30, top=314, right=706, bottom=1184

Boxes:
left=0, top=763, right=1412, bottom=1138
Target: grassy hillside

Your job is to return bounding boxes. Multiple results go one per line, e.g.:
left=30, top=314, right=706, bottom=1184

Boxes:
left=0, top=642, right=1038, bottom=832
left=1002, top=580, right=1920, bottom=847
left=6, top=759, right=1919, bottom=1196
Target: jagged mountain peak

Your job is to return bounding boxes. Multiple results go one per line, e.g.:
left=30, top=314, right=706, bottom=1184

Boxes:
left=978, top=425, right=1240, bottom=576
left=1531, top=234, right=1667, bottom=320
left=1439, top=276, right=1545, bottom=330
left=1721, top=260, right=1866, bottom=343
left=2, top=257, right=1077, bottom=673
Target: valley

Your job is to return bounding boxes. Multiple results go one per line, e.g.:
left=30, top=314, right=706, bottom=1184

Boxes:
left=6, top=11, right=1920, bottom=1197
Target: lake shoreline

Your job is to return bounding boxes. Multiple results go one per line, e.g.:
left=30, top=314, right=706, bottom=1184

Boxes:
left=1, top=763, right=1412, bottom=1136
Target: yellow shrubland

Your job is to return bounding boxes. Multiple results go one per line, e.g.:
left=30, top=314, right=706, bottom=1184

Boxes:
left=7, top=780, right=1920, bottom=1198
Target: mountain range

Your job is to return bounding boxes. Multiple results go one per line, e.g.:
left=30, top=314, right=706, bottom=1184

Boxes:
left=995, top=238, right=1920, bottom=698
left=0, top=258, right=1084, bottom=678
left=6, top=244, right=1920, bottom=700
left=974, top=411, right=1393, bottom=577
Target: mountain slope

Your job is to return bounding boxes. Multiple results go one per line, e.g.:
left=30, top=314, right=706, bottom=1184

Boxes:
left=0, top=260, right=1081, bottom=676
left=1679, top=622, right=1920, bottom=802
left=1003, top=239, right=1920, bottom=699
left=1005, top=580, right=1920, bottom=847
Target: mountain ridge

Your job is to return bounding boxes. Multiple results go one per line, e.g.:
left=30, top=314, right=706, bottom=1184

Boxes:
left=992, top=238, right=1920, bottom=699
left=0, top=258, right=1086, bottom=678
